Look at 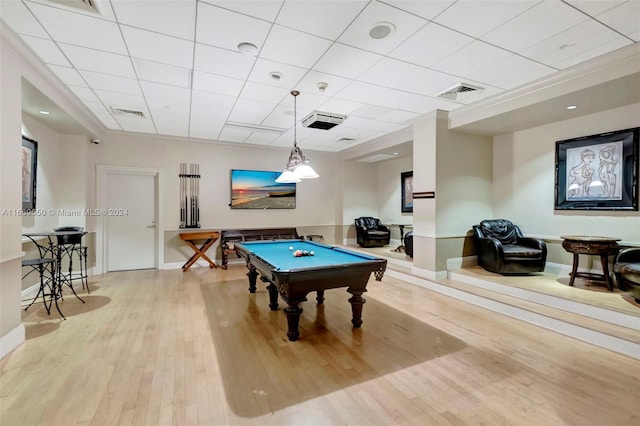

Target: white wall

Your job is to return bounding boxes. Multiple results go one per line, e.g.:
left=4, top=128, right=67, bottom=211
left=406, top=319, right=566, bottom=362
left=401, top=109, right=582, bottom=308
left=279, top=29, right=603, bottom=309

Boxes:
left=494, top=103, right=640, bottom=244
left=87, top=133, right=340, bottom=231
left=342, top=160, right=378, bottom=225
left=376, top=156, right=412, bottom=225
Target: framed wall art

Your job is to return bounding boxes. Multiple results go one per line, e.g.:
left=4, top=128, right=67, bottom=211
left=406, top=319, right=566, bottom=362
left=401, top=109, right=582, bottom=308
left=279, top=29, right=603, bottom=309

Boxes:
left=554, top=127, right=638, bottom=211
left=401, top=171, right=413, bottom=213
left=21, top=136, right=38, bottom=210
left=230, top=169, right=296, bottom=209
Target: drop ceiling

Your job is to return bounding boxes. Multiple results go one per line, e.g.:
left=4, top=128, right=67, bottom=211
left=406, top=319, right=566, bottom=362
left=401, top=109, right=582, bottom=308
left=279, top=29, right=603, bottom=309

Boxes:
left=2, top=0, right=638, bottom=152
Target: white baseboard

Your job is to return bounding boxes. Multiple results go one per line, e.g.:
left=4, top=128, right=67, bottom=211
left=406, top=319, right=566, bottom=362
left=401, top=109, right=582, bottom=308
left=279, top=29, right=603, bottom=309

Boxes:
left=163, top=258, right=242, bottom=270
left=0, top=323, right=25, bottom=360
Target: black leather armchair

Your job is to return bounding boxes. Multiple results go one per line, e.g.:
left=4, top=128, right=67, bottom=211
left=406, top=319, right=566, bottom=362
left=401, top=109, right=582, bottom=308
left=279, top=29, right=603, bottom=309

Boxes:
left=614, top=248, right=640, bottom=302
left=472, top=219, right=547, bottom=275
left=404, top=231, right=414, bottom=258
left=355, top=217, right=390, bottom=248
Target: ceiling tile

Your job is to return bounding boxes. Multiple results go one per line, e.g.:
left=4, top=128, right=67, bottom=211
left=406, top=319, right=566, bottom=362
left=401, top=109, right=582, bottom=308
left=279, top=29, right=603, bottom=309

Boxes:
left=141, top=81, right=191, bottom=104
left=191, top=89, right=236, bottom=110
left=244, top=131, right=280, bottom=145
left=228, top=98, right=277, bottom=124
left=200, top=0, right=283, bottom=22
left=432, top=40, right=513, bottom=76
left=565, top=0, right=626, bottom=17
left=552, top=37, right=632, bottom=69
left=351, top=104, right=392, bottom=119
left=337, top=1, right=428, bottom=55
left=219, top=126, right=251, bottom=143
left=121, top=25, right=194, bottom=68
left=111, top=0, right=196, bottom=40
left=239, top=82, right=289, bottom=104
left=295, top=71, right=352, bottom=97
left=133, top=59, right=191, bottom=88
left=520, top=20, right=624, bottom=66
left=384, top=0, right=455, bottom=20
left=194, top=43, right=256, bottom=79
left=192, top=71, right=244, bottom=96
left=276, top=0, right=367, bottom=39
left=312, top=43, right=383, bottom=79
left=596, top=1, right=640, bottom=36
left=318, top=97, right=363, bottom=115
left=67, top=85, right=100, bottom=103
left=47, top=64, right=87, bottom=86
left=1, top=1, right=50, bottom=38
left=377, top=109, right=420, bottom=124
left=433, top=0, right=539, bottom=38
left=402, top=95, right=462, bottom=114
left=197, top=2, right=271, bottom=51
left=482, top=1, right=589, bottom=52
left=336, top=81, right=390, bottom=104
left=368, top=89, right=427, bottom=110
left=261, top=103, right=297, bottom=129
left=59, top=43, right=135, bottom=77
left=473, top=54, right=556, bottom=89
left=247, top=58, right=308, bottom=89
left=93, top=90, right=147, bottom=110
left=260, top=25, right=333, bottom=68
left=80, top=70, right=142, bottom=95
left=389, top=23, right=473, bottom=68
left=21, top=35, right=71, bottom=66
left=26, top=1, right=127, bottom=54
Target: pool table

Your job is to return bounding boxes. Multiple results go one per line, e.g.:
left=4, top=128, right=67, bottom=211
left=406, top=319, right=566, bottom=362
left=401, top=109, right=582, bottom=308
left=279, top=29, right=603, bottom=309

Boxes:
left=234, top=240, right=387, bottom=341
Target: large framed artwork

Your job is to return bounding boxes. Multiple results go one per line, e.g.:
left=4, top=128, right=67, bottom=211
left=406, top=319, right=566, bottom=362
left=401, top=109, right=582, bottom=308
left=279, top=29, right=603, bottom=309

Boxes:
left=554, top=127, right=639, bottom=211
left=401, top=171, right=413, bottom=213
left=230, top=169, right=296, bottom=209
left=21, top=136, right=38, bottom=210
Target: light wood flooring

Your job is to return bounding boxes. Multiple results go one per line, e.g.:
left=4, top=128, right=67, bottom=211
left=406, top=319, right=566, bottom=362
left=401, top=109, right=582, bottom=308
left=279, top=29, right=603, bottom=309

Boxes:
left=1, top=265, right=639, bottom=426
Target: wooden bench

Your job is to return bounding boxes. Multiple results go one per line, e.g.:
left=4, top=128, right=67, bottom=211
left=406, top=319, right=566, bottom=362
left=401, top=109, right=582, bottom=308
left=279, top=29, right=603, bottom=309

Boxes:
left=220, top=228, right=301, bottom=269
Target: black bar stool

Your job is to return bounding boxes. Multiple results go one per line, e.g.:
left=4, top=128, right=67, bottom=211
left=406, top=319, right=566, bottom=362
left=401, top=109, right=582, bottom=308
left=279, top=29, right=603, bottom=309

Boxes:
left=53, top=226, right=89, bottom=294
left=22, top=237, right=64, bottom=319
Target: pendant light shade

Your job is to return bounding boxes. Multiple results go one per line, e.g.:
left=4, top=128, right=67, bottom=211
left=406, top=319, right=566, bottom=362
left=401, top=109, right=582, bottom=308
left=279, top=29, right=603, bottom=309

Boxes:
left=276, top=90, right=319, bottom=183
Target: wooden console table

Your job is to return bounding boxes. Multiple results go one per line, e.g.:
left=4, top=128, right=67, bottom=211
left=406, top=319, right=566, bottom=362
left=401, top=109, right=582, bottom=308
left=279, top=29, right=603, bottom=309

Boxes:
left=180, top=231, right=220, bottom=271
left=561, top=235, right=620, bottom=291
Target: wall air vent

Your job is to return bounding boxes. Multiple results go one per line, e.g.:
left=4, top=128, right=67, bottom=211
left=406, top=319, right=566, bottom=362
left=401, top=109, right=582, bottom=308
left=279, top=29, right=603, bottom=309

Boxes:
left=110, top=107, right=146, bottom=119
left=302, top=111, right=346, bottom=130
left=436, top=83, right=484, bottom=100
left=48, top=0, right=101, bottom=14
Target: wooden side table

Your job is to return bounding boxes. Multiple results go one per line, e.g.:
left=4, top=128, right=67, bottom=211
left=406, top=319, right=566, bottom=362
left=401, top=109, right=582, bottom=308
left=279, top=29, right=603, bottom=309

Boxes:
left=561, top=236, right=620, bottom=291
left=180, top=231, right=220, bottom=271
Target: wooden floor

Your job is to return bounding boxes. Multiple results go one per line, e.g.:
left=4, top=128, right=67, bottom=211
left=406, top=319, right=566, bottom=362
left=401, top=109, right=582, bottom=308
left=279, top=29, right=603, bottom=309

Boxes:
left=1, top=266, right=639, bottom=426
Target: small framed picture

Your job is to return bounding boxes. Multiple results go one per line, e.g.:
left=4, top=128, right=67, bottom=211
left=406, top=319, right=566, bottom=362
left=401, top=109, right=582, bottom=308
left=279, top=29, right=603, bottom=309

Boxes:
left=401, top=171, right=413, bottom=213
left=21, top=136, right=38, bottom=210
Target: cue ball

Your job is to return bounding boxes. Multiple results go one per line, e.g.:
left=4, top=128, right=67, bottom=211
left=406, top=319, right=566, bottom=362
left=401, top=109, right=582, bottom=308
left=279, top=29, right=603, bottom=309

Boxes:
left=289, top=246, right=293, bottom=250
left=310, top=251, right=314, bottom=256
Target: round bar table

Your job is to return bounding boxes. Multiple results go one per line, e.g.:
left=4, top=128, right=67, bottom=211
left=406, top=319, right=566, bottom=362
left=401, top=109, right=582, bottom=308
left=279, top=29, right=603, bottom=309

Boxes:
left=561, top=235, right=620, bottom=291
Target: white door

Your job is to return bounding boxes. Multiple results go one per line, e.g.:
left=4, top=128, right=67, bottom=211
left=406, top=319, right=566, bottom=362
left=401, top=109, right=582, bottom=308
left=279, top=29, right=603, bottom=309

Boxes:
left=106, top=173, right=156, bottom=271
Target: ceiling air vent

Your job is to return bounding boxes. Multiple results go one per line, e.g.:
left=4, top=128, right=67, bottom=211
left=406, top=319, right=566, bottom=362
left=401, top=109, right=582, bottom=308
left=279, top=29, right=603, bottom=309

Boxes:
left=338, top=137, right=355, bottom=142
left=48, top=0, right=101, bottom=14
left=302, top=111, right=346, bottom=130
left=436, top=83, right=484, bottom=101
left=110, top=107, right=146, bottom=119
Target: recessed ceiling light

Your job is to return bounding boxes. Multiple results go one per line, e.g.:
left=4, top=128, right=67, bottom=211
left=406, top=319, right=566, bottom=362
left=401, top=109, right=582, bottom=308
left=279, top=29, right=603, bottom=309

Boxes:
left=566, top=105, right=578, bottom=110
left=393, top=152, right=398, bottom=155
left=369, top=22, right=395, bottom=39
left=39, top=110, right=50, bottom=115
left=269, top=71, right=283, bottom=81
left=237, top=42, right=258, bottom=55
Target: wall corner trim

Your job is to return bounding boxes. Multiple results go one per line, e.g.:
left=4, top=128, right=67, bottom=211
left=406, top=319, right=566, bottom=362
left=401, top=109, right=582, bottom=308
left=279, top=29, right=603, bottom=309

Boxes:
left=0, top=323, right=25, bottom=360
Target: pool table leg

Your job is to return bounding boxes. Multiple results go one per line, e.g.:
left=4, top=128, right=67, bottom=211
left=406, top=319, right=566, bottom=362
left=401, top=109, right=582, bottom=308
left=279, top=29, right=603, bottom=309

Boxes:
left=266, top=283, right=279, bottom=311
left=348, top=289, right=366, bottom=328
left=316, top=290, right=325, bottom=305
left=246, top=265, right=258, bottom=293
left=284, top=303, right=303, bottom=341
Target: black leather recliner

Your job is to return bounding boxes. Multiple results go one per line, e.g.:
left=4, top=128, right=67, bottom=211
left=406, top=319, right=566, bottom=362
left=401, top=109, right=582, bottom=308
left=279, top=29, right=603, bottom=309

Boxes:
left=472, top=219, right=547, bottom=275
left=355, top=217, right=390, bottom=248
left=404, top=231, right=414, bottom=258
left=614, top=248, right=640, bottom=302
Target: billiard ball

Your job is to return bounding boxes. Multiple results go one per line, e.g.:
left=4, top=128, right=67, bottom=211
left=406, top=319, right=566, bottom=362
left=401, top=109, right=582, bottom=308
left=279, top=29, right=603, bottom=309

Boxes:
left=289, top=246, right=293, bottom=250
left=310, top=251, right=314, bottom=256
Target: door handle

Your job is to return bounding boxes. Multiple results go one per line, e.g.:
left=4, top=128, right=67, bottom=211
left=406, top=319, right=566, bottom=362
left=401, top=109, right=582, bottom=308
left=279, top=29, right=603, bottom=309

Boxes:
left=147, top=221, right=156, bottom=229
